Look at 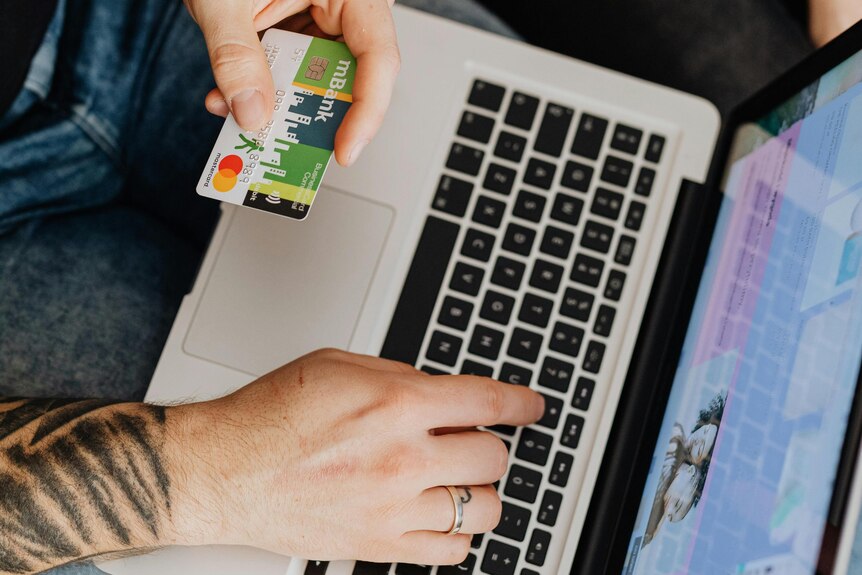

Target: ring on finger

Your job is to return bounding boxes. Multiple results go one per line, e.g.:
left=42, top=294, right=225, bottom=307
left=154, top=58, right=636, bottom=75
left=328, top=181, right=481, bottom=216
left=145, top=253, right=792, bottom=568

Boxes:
left=444, top=485, right=464, bottom=535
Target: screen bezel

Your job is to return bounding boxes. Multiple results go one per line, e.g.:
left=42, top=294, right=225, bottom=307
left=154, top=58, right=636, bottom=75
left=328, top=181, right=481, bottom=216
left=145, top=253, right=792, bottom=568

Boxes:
left=571, top=18, right=862, bottom=575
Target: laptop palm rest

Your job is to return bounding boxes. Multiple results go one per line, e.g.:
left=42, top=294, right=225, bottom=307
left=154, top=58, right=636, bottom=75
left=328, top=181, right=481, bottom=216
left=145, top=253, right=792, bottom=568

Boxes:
left=184, top=186, right=395, bottom=377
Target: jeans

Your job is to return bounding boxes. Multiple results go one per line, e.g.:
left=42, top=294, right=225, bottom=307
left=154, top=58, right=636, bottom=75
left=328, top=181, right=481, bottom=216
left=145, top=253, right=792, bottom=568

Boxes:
left=0, top=0, right=512, bottom=573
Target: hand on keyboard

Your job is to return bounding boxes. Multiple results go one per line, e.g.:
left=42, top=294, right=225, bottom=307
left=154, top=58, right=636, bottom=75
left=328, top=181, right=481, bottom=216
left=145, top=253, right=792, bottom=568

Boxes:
left=169, top=348, right=544, bottom=565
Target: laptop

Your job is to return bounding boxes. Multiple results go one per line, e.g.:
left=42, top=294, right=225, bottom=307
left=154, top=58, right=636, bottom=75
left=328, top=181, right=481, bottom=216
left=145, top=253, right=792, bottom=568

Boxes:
left=100, top=5, right=862, bottom=575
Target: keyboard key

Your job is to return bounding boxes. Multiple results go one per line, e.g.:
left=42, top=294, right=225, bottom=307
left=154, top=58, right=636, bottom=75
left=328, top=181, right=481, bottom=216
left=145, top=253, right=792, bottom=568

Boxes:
left=491, top=256, right=526, bottom=291
left=505, top=92, right=540, bottom=130
left=472, top=533, right=484, bottom=549
left=523, top=157, right=556, bottom=189
left=482, top=540, right=519, bottom=575
left=427, top=331, right=462, bottom=366
left=537, top=393, right=563, bottom=429
left=508, top=327, right=542, bottom=363
left=305, top=561, right=329, bottom=575
left=538, top=490, right=563, bottom=527
left=490, top=424, right=516, bottom=436
left=458, top=110, right=495, bottom=144
left=451, top=262, right=484, bottom=296
left=538, top=356, right=573, bottom=392
left=529, top=259, right=564, bottom=293
left=447, top=143, right=485, bottom=176
left=582, top=340, right=606, bottom=374
left=433, top=175, right=473, bottom=217
left=593, top=304, right=616, bottom=337
left=469, top=324, right=505, bottom=360
left=540, top=226, right=573, bottom=260
left=645, top=133, right=666, bottom=163
left=549, top=452, right=574, bottom=487
left=381, top=217, right=459, bottom=366
left=615, top=235, right=637, bottom=266
left=504, top=464, right=542, bottom=503
left=635, top=167, right=656, bottom=197
left=472, top=195, right=506, bottom=228
left=625, top=200, right=647, bottom=231
left=495, top=131, right=527, bottom=163
left=560, top=287, right=594, bottom=322
left=494, top=502, right=532, bottom=542
left=502, top=223, right=536, bottom=256
left=550, top=193, right=583, bottom=227
left=518, top=293, right=553, bottom=328
left=439, top=296, right=474, bottom=331
left=591, top=187, right=624, bottom=220
left=571, top=253, right=604, bottom=287
left=522, top=571, right=540, bottom=575
left=572, top=377, right=596, bottom=411
left=462, top=228, right=495, bottom=262
left=484, top=163, right=517, bottom=196
left=480, top=290, right=515, bottom=325
left=498, top=363, right=532, bottom=386
left=581, top=220, right=614, bottom=254
left=516, top=428, right=552, bottom=466
left=570, top=113, right=608, bottom=160
left=534, top=103, right=574, bottom=157
left=512, top=190, right=546, bottom=223
left=604, top=269, right=626, bottom=301
left=560, top=161, right=593, bottom=193
left=421, top=366, right=448, bottom=375
left=561, top=414, right=585, bottom=449
left=525, top=530, right=551, bottom=566
left=353, top=562, right=391, bottom=575
left=601, top=155, right=633, bottom=187
left=439, top=554, right=476, bottom=575
left=549, top=322, right=584, bottom=358
left=468, top=79, right=505, bottom=112
left=462, top=359, right=494, bottom=377
left=395, top=564, right=430, bottom=575
left=610, top=123, right=643, bottom=155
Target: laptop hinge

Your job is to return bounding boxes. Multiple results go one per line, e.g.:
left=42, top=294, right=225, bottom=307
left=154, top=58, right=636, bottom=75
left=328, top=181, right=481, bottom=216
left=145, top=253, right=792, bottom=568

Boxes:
left=571, top=177, right=718, bottom=575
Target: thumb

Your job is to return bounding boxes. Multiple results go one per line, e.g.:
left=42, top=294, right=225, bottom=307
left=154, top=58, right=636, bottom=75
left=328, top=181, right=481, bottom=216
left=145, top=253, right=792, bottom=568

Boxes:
left=193, top=0, right=275, bottom=131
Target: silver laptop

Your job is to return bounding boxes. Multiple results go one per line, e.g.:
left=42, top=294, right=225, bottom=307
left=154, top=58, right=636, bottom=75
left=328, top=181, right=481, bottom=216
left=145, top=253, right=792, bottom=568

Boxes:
left=101, top=5, right=862, bottom=575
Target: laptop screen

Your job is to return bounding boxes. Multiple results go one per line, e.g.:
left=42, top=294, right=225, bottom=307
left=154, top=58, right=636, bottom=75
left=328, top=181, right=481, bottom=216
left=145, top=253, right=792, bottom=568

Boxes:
left=621, top=50, right=862, bottom=574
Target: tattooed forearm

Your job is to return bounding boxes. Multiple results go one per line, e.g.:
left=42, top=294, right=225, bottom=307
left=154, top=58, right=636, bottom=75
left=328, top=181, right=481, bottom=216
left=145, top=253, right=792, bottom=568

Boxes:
left=0, top=398, right=173, bottom=574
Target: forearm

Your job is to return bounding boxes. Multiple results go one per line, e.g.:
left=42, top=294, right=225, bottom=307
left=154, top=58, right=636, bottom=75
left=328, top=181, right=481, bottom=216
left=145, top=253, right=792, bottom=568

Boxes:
left=0, top=397, right=202, bottom=574
left=809, top=0, right=862, bottom=46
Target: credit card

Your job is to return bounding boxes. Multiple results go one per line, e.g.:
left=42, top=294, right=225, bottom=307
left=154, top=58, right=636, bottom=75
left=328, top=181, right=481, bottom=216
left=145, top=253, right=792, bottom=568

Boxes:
left=196, top=29, right=356, bottom=221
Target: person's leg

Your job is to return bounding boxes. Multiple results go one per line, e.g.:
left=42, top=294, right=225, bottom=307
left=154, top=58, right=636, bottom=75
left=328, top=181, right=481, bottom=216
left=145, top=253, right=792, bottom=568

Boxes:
left=396, top=0, right=519, bottom=38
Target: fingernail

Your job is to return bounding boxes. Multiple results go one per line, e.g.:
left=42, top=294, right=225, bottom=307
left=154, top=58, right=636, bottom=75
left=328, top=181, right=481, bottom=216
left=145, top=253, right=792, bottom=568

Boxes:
left=534, top=394, right=546, bottom=420
left=230, top=89, right=265, bottom=131
left=347, top=139, right=370, bottom=166
left=209, top=98, right=229, bottom=117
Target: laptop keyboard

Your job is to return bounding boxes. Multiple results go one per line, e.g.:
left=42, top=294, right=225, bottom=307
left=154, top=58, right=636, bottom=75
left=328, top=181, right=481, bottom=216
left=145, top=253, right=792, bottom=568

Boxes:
left=313, top=78, right=668, bottom=575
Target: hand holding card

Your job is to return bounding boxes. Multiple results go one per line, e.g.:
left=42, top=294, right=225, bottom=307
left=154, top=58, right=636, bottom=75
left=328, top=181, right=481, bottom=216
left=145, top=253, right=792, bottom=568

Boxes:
left=197, top=30, right=355, bottom=221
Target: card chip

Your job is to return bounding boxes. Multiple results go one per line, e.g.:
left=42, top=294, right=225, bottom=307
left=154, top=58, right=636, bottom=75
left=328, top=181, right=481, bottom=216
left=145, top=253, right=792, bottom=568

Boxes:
left=306, top=56, right=329, bottom=80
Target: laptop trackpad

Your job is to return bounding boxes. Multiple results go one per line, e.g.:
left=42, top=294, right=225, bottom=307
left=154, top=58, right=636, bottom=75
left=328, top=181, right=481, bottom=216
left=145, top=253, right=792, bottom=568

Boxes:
left=184, top=187, right=394, bottom=377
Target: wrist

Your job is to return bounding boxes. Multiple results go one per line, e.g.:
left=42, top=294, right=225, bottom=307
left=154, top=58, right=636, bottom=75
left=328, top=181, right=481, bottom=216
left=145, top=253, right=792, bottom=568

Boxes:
left=161, top=401, right=228, bottom=548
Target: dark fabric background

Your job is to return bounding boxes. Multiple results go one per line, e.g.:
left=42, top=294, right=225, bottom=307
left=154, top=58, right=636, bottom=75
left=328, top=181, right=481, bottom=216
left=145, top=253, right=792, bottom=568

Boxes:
left=475, top=0, right=813, bottom=116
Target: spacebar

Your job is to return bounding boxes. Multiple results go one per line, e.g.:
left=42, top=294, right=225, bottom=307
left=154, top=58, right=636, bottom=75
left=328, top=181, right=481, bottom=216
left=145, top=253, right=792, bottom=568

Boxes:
left=380, top=215, right=460, bottom=366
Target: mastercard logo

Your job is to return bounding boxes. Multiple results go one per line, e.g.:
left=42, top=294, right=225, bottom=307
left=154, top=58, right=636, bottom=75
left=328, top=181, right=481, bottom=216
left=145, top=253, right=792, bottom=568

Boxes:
left=212, top=155, right=243, bottom=192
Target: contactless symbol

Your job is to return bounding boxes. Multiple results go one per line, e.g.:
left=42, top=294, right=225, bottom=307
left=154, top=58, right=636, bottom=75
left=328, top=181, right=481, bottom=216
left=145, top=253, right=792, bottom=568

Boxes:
left=212, top=154, right=243, bottom=192
left=305, top=56, right=329, bottom=80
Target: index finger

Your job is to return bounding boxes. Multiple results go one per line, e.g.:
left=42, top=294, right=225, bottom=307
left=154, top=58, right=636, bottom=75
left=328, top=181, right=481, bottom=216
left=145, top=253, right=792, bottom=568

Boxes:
left=331, top=0, right=400, bottom=166
left=417, top=375, right=545, bottom=429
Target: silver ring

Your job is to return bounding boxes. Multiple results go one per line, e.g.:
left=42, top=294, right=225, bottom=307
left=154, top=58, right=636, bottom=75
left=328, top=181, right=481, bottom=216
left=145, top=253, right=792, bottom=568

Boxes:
left=445, top=485, right=464, bottom=535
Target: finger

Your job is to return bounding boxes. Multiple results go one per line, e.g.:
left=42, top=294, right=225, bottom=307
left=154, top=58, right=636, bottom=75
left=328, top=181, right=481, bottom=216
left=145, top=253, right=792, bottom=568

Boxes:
left=194, top=0, right=275, bottom=130
left=253, top=0, right=311, bottom=31
left=407, top=485, right=500, bottom=535
left=417, top=376, right=545, bottom=429
left=389, top=531, right=471, bottom=566
left=424, top=431, right=508, bottom=487
left=318, top=0, right=400, bottom=166
left=205, top=88, right=229, bottom=117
